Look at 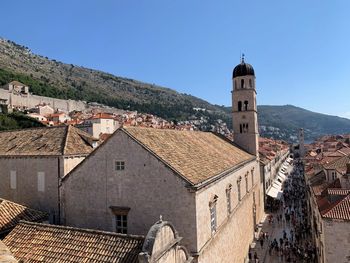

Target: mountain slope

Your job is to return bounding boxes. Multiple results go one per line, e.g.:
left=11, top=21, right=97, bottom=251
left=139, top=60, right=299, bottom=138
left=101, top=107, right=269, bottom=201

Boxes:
left=1, top=38, right=350, bottom=143
left=0, top=38, right=229, bottom=124
left=257, top=105, right=350, bottom=142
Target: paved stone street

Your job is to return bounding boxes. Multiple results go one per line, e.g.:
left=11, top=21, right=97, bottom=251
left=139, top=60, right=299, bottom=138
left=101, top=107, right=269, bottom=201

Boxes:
left=247, top=161, right=316, bottom=263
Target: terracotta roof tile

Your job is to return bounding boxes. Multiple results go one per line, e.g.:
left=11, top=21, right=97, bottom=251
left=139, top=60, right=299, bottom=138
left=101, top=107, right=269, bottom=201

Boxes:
left=0, top=199, right=48, bottom=235
left=0, top=241, right=17, bottom=263
left=322, top=194, right=350, bottom=221
left=323, top=155, right=350, bottom=174
left=3, top=221, right=144, bottom=263
left=123, top=126, right=254, bottom=185
left=0, top=126, right=95, bottom=156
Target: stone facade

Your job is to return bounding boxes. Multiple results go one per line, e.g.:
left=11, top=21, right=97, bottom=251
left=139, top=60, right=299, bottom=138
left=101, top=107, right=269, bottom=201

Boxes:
left=61, top=128, right=264, bottom=263
left=323, top=220, right=350, bottom=263
left=0, top=126, right=96, bottom=223
left=0, top=156, right=85, bottom=223
left=232, top=71, right=259, bottom=157
left=139, top=220, right=193, bottom=263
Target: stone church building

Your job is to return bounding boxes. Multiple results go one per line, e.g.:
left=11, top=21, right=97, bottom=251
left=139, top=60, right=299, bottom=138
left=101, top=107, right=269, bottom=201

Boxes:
left=61, top=59, right=263, bottom=263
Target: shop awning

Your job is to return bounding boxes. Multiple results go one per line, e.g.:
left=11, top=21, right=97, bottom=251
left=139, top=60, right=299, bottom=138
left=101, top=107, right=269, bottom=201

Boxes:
left=266, top=186, right=283, bottom=200
left=278, top=173, right=287, bottom=180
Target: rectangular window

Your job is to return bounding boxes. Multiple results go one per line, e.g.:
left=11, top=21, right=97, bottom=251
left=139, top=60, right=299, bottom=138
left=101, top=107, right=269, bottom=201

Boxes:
left=37, top=172, right=45, bottom=192
left=115, top=161, right=125, bottom=171
left=210, top=204, right=217, bottom=233
left=115, top=215, right=127, bottom=234
left=10, top=171, right=16, bottom=190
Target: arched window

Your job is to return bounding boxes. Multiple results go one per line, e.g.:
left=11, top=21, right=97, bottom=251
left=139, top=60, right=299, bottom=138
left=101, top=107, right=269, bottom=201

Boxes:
left=238, top=101, right=242, bottom=111
left=245, top=172, right=249, bottom=193
left=244, top=100, right=248, bottom=111
left=249, top=79, right=252, bottom=87
left=226, top=184, right=232, bottom=215
left=241, top=79, right=244, bottom=88
left=237, top=177, right=242, bottom=201
left=240, top=124, right=243, bottom=133
left=209, top=195, right=218, bottom=234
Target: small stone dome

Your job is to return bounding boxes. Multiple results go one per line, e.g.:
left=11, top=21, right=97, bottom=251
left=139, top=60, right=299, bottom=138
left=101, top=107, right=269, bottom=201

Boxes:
left=232, top=59, right=255, bottom=78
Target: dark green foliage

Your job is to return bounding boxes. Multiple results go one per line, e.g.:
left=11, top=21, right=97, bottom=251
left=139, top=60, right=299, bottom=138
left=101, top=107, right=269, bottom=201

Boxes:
left=258, top=105, right=350, bottom=142
left=0, top=112, right=44, bottom=131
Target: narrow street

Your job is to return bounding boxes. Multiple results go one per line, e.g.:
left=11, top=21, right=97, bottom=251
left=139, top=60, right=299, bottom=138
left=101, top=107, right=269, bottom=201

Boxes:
left=248, top=160, right=316, bottom=263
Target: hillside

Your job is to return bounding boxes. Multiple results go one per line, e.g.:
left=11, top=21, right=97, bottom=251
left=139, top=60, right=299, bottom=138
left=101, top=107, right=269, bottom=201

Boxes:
left=0, top=112, right=44, bottom=131
left=0, top=38, right=230, bottom=125
left=257, top=105, right=350, bottom=142
left=1, top=38, right=350, bottom=143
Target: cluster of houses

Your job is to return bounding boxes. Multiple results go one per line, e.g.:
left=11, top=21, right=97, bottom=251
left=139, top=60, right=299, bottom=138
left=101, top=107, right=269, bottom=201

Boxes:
left=1, top=81, right=233, bottom=141
left=0, top=60, right=296, bottom=263
left=303, top=134, right=350, bottom=263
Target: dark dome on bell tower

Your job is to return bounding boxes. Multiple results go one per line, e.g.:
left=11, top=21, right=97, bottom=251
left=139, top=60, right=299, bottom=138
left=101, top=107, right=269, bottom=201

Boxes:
left=232, top=55, right=255, bottom=78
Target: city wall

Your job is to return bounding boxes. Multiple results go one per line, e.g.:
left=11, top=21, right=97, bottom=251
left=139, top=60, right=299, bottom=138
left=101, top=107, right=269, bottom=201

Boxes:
left=0, top=88, right=87, bottom=112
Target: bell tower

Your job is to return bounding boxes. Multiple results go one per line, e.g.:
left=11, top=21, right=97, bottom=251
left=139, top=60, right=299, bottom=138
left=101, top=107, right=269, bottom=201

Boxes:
left=232, top=55, right=259, bottom=156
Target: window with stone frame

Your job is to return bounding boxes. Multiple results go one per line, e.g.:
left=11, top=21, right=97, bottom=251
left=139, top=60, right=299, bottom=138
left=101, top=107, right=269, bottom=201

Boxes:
left=237, top=177, right=242, bottom=201
left=115, top=161, right=125, bottom=171
left=110, top=206, right=130, bottom=234
left=209, top=195, right=218, bottom=234
left=10, top=170, right=16, bottom=190
left=37, top=172, right=45, bottom=192
left=226, top=184, right=232, bottom=215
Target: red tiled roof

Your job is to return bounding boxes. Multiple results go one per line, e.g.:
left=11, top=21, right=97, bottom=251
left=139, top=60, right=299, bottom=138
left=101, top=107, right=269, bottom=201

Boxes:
left=0, top=126, right=95, bottom=156
left=0, top=199, right=48, bottom=234
left=90, top=113, right=115, bottom=120
left=327, top=189, right=350, bottom=196
left=322, top=194, right=350, bottom=221
left=3, top=221, right=144, bottom=263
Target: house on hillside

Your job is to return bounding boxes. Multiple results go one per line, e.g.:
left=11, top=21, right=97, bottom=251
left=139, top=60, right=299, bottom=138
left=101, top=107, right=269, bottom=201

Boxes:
left=0, top=126, right=98, bottom=223
left=61, top=126, right=263, bottom=263
left=77, top=112, right=120, bottom=139
left=46, top=112, right=70, bottom=124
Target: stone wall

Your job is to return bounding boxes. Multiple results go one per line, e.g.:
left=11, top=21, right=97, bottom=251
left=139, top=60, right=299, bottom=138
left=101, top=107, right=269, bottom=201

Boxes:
left=323, top=220, right=350, bottom=263
left=0, top=88, right=86, bottom=112
left=61, top=130, right=198, bottom=252
left=196, top=160, right=263, bottom=263
left=0, top=157, right=60, bottom=221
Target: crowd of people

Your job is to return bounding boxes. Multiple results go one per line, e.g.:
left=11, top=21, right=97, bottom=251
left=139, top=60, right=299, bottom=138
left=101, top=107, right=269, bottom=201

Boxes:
left=249, top=159, right=317, bottom=263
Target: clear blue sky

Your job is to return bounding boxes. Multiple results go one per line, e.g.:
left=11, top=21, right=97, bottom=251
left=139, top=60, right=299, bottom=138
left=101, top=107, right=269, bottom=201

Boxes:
left=1, top=1, right=350, bottom=118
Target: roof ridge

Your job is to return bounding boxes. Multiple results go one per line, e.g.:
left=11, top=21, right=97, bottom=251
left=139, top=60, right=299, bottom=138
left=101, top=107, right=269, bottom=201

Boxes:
left=0, top=198, right=47, bottom=214
left=0, top=125, right=65, bottom=134
left=323, top=194, right=350, bottom=219
left=17, top=220, right=145, bottom=240
left=62, top=125, right=70, bottom=155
